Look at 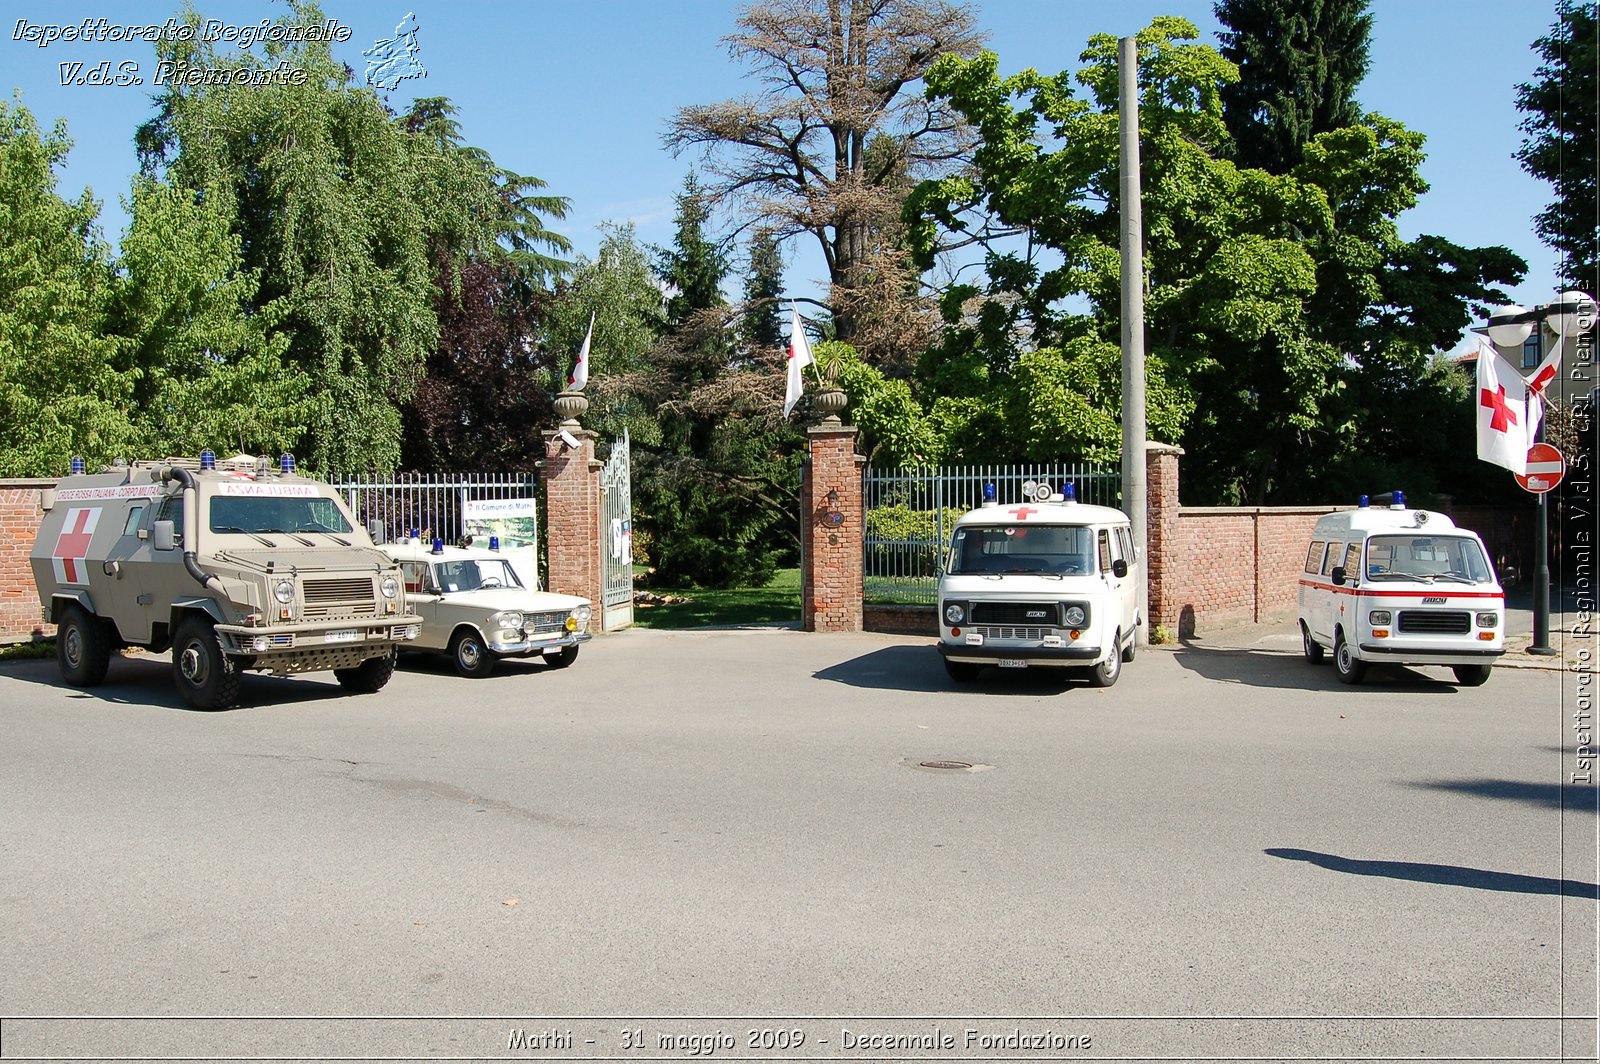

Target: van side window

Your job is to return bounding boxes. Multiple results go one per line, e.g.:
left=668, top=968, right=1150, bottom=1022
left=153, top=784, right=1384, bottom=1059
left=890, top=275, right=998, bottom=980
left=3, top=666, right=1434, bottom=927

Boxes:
left=1322, top=543, right=1342, bottom=576
left=1097, top=530, right=1112, bottom=572
left=1115, top=526, right=1134, bottom=563
left=1305, top=541, right=1325, bottom=574
left=1344, top=543, right=1361, bottom=574
left=122, top=506, right=145, bottom=537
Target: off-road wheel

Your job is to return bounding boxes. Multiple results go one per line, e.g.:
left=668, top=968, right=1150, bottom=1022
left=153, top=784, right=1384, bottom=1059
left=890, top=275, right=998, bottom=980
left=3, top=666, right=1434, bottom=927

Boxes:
left=544, top=644, right=579, bottom=670
left=449, top=629, right=496, bottom=678
left=1087, top=632, right=1122, bottom=688
left=1333, top=630, right=1366, bottom=686
left=335, top=647, right=397, bottom=693
left=172, top=616, right=241, bottom=710
left=943, top=658, right=980, bottom=682
left=1301, top=621, right=1325, bottom=665
left=1452, top=664, right=1492, bottom=687
left=57, top=604, right=112, bottom=687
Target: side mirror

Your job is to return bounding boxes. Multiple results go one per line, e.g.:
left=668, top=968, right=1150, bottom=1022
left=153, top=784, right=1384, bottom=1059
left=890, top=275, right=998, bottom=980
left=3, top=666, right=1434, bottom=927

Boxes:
left=1111, top=559, right=1129, bottom=578
left=366, top=519, right=386, bottom=545
left=153, top=520, right=176, bottom=552
left=1331, top=565, right=1346, bottom=586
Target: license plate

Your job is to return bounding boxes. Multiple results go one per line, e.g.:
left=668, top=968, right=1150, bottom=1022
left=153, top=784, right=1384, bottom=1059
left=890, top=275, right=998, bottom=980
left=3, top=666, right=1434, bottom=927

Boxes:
left=325, top=629, right=358, bottom=643
left=997, top=658, right=1028, bottom=669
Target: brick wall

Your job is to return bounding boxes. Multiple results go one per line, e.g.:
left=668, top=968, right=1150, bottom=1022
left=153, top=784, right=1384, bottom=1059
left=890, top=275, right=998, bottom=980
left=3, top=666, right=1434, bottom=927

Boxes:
left=864, top=603, right=936, bottom=636
left=802, top=425, right=866, bottom=632
left=540, top=428, right=607, bottom=624
left=1, top=480, right=54, bottom=643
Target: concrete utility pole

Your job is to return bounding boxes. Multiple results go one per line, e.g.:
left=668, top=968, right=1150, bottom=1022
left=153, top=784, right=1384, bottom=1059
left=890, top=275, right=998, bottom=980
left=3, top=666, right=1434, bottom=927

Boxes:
left=1118, top=35, right=1148, bottom=643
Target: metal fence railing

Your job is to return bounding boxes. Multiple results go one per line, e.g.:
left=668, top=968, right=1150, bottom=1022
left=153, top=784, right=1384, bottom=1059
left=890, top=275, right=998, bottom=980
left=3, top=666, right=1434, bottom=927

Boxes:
left=864, top=463, right=1122, bottom=606
left=326, top=472, right=541, bottom=547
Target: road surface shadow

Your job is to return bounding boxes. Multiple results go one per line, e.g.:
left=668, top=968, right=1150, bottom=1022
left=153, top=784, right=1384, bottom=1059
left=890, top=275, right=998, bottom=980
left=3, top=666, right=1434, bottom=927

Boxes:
left=0, top=652, right=354, bottom=712
left=1266, top=847, right=1599, bottom=898
left=1407, top=777, right=1599, bottom=813
left=815, top=645, right=1084, bottom=696
left=1170, top=642, right=1463, bottom=694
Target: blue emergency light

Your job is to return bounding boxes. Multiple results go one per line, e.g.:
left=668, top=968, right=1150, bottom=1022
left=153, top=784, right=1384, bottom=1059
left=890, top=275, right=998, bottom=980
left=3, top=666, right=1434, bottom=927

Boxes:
left=1063, top=482, right=1076, bottom=502
left=69, top=456, right=86, bottom=474
left=280, top=453, right=296, bottom=474
left=199, top=449, right=216, bottom=470
left=489, top=535, right=500, bottom=551
left=983, top=482, right=997, bottom=502
left=430, top=536, right=445, bottom=555
left=1359, top=495, right=1370, bottom=508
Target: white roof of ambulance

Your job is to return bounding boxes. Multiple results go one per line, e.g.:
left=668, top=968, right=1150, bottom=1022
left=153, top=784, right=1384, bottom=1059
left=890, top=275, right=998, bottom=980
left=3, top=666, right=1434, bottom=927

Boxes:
left=954, top=500, right=1130, bottom=528
left=1311, top=507, right=1459, bottom=537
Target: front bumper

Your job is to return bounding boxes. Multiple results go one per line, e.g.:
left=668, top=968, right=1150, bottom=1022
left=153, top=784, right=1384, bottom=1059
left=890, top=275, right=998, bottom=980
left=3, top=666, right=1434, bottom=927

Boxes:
left=216, top=614, right=422, bottom=674
left=938, top=642, right=1103, bottom=665
left=1357, top=643, right=1503, bottom=666
left=490, top=629, right=592, bottom=655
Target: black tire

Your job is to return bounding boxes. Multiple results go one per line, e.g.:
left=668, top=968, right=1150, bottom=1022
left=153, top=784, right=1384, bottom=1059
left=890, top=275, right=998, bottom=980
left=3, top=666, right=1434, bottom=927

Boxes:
left=943, top=658, right=980, bottom=682
left=449, top=628, right=496, bottom=678
left=57, top=604, right=112, bottom=687
left=1452, top=664, right=1492, bottom=687
left=1333, top=630, right=1366, bottom=686
left=335, top=647, right=398, bottom=693
left=544, top=644, right=580, bottom=670
left=1087, top=632, right=1122, bottom=688
left=1301, top=621, right=1325, bottom=665
left=172, top=616, right=241, bottom=710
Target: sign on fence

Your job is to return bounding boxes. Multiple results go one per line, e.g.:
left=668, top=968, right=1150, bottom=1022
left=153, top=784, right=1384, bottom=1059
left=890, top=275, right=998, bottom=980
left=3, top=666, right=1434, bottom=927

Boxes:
left=464, top=497, right=540, bottom=591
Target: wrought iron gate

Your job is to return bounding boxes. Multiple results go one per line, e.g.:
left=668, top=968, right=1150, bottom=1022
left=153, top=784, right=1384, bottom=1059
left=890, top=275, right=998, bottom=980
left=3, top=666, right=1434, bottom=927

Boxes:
left=600, top=431, right=634, bottom=630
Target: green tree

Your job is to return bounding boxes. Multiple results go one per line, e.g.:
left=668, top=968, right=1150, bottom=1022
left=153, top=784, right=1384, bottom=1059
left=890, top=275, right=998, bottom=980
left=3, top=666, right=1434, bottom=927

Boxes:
left=109, top=180, right=309, bottom=457
left=1215, top=0, right=1372, bottom=174
left=136, top=3, right=511, bottom=473
left=1517, top=0, right=1598, bottom=294
left=0, top=96, right=134, bottom=475
left=740, top=230, right=785, bottom=355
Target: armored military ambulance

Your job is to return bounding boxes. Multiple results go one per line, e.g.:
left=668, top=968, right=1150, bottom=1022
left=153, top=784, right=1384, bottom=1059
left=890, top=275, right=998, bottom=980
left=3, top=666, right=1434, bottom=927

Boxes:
left=1297, top=492, right=1504, bottom=686
left=31, top=453, right=420, bottom=709
left=936, top=482, right=1139, bottom=687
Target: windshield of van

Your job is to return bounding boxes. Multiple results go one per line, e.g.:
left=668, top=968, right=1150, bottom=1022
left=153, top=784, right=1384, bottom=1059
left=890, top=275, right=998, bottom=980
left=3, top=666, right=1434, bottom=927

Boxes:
left=948, top=525, right=1095, bottom=576
left=209, top=496, right=353, bottom=535
left=1364, top=535, right=1493, bottom=584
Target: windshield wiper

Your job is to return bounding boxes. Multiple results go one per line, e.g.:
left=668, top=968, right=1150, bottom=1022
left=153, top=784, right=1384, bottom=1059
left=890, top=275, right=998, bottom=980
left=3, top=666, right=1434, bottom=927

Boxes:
left=300, top=529, right=352, bottom=546
left=213, top=525, right=277, bottom=547
left=259, top=527, right=316, bottom=547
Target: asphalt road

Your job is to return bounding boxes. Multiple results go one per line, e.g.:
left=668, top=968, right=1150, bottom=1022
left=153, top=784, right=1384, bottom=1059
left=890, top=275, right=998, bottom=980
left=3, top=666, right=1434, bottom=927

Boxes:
left=0, top=629, right=1595, bottom=1063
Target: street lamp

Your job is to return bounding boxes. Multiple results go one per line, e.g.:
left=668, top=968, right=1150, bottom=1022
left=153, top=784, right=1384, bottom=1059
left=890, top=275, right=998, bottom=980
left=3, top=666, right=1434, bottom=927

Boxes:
left=1481, top=290, right=1597, bottom=655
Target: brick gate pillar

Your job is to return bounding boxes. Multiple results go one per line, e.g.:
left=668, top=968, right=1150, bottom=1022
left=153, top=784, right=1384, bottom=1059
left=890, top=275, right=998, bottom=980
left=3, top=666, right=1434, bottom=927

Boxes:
left=541, top=401, right=606, bottom=626
left=801, top=421, right=865, bottom=633
left=1145, top=441, right=1184, bottom=636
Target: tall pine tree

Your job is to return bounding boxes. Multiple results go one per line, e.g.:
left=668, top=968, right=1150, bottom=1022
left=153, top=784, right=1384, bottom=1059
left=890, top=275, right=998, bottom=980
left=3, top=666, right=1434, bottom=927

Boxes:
left=1216, top=0, right=1372, bottom=174
left=1517, top=0, right=1598, bottom=296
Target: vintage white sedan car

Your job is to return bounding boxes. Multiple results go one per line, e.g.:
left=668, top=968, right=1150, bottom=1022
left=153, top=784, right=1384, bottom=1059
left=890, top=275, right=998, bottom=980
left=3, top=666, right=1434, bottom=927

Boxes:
left=382, top=541, right=591, bottom=677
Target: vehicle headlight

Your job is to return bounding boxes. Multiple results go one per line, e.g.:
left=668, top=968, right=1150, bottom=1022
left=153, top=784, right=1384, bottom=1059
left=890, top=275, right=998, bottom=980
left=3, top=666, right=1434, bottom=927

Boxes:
left=273, top=578, right=294, bottom=604
left=380, top=575, right=399, bottom=599
left=944, top=603, right=965, bottom=625
left=491, top=611, right=524, bottom=630
left=575, top=604, right=592, bottom=624
left=1369, top=610, right=1392, bottom=626
left=1476, top=611, right=1498, bottom=628
left=1063, top=605, right=1087, bottom=627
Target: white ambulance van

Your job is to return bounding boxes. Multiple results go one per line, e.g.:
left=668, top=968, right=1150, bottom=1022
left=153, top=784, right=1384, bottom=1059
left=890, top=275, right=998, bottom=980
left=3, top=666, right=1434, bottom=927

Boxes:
left=1297, top=492, right=1504, bottom=686
left=936, top=482, right=1138, bottom=687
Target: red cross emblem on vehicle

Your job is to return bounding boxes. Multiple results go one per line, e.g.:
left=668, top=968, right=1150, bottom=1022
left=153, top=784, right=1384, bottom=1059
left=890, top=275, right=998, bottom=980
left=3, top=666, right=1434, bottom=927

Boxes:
left=52, top=507, right=101, bottom=586
left=1007, top=506, right=1038, bottom=520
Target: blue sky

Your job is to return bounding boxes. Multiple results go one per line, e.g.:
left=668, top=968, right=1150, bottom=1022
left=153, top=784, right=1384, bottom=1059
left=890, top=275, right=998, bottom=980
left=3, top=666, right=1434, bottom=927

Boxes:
left=0, top=0, right=1573, bottom=346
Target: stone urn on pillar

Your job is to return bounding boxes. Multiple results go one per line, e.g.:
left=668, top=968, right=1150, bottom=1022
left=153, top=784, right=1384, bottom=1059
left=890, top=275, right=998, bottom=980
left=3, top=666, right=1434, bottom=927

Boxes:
left=553, top=390, right=589, bottom=427
left=813, top=387, right=848, bottom=425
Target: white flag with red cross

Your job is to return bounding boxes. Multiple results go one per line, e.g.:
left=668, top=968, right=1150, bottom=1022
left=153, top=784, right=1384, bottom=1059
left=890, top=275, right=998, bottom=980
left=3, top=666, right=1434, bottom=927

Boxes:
left=1522, top=333, right=1565, bottom=441
left=52, top=507, right=101, bottom=585
left=567, top=311, right=594, bottom=392
left=783, top=304, right=815, bottom=417
left=1475, top=348, right=1530, bottom=475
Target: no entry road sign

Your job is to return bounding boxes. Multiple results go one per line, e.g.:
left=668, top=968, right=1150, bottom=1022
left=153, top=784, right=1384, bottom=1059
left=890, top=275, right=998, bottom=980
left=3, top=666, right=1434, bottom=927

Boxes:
left=1516, top=443, right=1565, bottom=494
